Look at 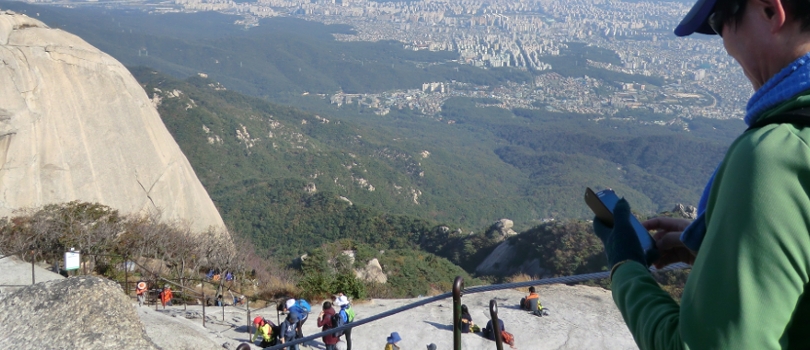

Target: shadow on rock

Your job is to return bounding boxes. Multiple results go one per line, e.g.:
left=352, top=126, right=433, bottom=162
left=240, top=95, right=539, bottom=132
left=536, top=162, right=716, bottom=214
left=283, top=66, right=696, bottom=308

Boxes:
left=423, top=321, right=453, bottom=331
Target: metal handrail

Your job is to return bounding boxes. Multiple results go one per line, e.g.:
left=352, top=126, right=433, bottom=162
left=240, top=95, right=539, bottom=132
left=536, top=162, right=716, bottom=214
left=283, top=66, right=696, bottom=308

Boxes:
left=259, top=263, right=690, bottom=350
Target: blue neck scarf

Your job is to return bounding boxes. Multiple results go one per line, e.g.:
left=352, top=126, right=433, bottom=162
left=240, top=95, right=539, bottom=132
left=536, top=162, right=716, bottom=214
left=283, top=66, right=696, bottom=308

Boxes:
left=681, top=52, right=810, bottom=251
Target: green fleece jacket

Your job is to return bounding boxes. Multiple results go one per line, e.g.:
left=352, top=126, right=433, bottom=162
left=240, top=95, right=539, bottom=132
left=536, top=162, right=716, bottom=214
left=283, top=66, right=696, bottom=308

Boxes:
left=611, top=94, right=810, bottom=349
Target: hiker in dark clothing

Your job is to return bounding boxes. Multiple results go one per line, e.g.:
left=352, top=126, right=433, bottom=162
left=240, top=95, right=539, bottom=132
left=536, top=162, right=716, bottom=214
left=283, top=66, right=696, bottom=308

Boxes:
left=483, top=319, right=505, bottom=340
left=279, top=313, right=299, bottom=350
left=460, top=304, right=475, bottom=333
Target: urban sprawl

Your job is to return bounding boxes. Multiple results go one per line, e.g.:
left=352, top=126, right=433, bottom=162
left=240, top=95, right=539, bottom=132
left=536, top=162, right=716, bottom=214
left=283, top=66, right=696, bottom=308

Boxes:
left=33, top=0, right=752, bottom=122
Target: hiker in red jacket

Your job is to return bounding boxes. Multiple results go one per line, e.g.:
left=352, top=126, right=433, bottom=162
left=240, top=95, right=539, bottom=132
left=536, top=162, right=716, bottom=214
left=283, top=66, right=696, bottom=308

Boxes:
left=317, top=301, right=340, bottom=350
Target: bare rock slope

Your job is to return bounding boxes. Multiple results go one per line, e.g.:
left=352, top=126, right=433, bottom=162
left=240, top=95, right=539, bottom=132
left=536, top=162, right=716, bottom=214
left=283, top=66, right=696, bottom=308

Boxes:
left=0, top=276, right=159, bottom=349
left=0, top=11, right=225, bottom=233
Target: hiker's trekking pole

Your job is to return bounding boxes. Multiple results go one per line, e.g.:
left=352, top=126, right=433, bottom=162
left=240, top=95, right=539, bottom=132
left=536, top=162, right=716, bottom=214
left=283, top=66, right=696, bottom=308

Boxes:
left=490, top=300, right=504, bottom=350
left=453, top=276, right=464, bottom=350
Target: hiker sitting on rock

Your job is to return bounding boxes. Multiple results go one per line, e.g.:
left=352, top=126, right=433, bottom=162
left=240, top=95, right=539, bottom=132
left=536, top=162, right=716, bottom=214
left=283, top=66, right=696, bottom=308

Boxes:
left=483, top=319, right=505, bottom=340
left=519, top=286, right=538, bottom=310
left=520, top=286, right=549, bottom=316
left=460, top=304, right=476, bottom=333
left=484, top=319, right=515, bottom=348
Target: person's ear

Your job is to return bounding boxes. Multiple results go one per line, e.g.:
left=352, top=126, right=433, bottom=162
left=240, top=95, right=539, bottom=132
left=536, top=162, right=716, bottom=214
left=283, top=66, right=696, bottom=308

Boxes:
left=756, top=0, right=787, bottom=33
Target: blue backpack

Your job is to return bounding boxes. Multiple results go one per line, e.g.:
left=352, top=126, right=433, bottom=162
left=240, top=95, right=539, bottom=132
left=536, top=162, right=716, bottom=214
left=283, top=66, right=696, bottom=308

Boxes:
left=296, top=299, right=311, bottom=313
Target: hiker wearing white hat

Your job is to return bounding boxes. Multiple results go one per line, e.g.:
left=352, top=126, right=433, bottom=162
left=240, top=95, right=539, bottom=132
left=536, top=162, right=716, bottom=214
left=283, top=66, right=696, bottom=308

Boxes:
left=135, top=281, right=147, bottom=307
left=333, top=294, right=355, bottom=350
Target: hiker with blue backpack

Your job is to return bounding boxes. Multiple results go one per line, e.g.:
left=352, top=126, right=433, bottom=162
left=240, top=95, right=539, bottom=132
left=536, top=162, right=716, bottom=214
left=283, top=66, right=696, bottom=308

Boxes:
left=317, top=301, right=341, bottom=350
left=284, top=298, right=311, bottom=339
left=333, top=294, right=356, bottom=350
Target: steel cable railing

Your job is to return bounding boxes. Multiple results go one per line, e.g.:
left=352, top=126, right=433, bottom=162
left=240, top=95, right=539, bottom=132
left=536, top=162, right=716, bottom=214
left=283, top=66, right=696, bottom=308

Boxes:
left=260, top=262, right=690, bottom=350
left=464, top=262, right=690, bottom=294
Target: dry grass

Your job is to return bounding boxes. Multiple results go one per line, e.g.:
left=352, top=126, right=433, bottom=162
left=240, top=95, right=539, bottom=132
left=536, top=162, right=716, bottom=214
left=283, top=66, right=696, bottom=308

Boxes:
left=506, top=273, right=538, bottom=293
left=256, top=276, right=299, bottom=301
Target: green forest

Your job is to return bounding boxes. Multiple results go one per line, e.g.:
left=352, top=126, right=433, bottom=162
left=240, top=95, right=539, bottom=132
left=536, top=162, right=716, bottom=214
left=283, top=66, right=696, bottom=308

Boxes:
left=132, top=67, right=741, bottom=298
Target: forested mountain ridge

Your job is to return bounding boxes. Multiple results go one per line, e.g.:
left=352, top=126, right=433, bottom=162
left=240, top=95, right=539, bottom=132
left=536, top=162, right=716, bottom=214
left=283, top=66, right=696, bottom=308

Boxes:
left=134, top=67, right=745, bottom=270
left=133, top=68, right=517, bottom=259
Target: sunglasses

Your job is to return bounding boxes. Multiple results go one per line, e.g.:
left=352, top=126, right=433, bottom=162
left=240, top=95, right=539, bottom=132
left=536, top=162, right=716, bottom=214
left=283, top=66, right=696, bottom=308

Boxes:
left=708, top=2, right=741, bottom=37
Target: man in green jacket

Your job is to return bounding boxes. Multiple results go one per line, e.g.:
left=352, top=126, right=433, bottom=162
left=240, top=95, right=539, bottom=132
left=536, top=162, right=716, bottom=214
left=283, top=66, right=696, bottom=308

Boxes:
left=593, top=0, right=810, bottom=348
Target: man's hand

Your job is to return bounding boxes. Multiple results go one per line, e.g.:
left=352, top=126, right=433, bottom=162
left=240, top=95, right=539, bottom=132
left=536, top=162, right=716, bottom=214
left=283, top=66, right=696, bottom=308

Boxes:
left=643, top=217, right=696, bottom=268
left=592, top=198, right=647, bottom=272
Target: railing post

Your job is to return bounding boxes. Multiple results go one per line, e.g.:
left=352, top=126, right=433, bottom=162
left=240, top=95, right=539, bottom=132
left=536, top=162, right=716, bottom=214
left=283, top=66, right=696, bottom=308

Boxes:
left=31, top=251, right=35, bottom=285
left=183, top=277, right=187, bottom=311
left=203, top=289, right=207, bottom=328
left=124, top=256, right=129, bottom=296
left=453, top=276, right=464, bottom=350
left=246, top=298, right=251, bottom=336
left=489, top=300, right=503, bottom=350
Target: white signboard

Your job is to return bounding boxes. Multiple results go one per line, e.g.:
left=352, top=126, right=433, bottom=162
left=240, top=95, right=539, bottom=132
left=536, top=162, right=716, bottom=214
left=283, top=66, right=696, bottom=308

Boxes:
left=64, top=251, right=81, bottom=271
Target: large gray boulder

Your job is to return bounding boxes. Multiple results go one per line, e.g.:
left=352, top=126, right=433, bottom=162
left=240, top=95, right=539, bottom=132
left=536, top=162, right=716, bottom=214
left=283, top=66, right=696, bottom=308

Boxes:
left=355, top=258, right=387, bottom=283
left=0, top=11, right=225, bottom=234
left=0, top=276, right=159, bottom=349
left=486, top=218, right=518, bottom=241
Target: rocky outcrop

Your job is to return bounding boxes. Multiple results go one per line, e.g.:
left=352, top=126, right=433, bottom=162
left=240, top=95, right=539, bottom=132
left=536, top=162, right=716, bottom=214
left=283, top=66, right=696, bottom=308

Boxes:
left=0, top=11, right=226, bottom=234
left=486, top=218, right=518, bottom=241
left=673, top=203, right=698, bottom=219
left=355, top=258, right=387, bottom=284
left=0, top=276, right=159, bottom=349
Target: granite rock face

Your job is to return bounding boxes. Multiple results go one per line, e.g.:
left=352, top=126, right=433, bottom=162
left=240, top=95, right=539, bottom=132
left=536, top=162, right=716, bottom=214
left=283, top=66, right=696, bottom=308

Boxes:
left=0, top=11, right=226, bottom=234
left=475, top=239, right=546, bottom=277
left=0, top=276, right=159, bottom=349
left=355, top=258, right=388, bottom=283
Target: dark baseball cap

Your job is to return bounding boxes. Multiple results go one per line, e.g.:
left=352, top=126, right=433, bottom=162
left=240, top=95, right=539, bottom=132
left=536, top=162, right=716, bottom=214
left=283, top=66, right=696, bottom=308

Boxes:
left=675, top=0, right=719, bottom=36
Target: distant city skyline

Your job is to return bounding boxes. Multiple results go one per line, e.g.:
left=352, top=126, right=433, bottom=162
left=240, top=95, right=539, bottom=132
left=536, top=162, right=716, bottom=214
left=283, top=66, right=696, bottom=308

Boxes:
left=21, top=0, right=751, bottom=121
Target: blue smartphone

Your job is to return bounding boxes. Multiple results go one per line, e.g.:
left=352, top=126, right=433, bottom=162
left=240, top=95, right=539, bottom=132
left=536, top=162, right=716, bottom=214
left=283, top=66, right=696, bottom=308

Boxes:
left=584, top=187, right=659, bottom=264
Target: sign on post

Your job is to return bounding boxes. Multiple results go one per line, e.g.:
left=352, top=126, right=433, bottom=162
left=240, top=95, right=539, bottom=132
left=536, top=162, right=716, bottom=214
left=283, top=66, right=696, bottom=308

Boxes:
left=64, top=249, right=81, bottom=271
